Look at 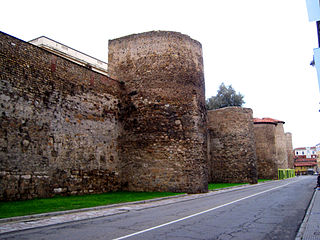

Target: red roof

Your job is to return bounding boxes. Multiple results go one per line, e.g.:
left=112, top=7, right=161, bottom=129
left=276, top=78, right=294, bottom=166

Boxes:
left=294, top=162, right=317, bottom=167
left=294, top=160, right=317, bottom=164
left=294, top=147, right=316, bottom=150
left=253, top=117, right=285, bottom=124
left=294, top=147, right=306, bottom=150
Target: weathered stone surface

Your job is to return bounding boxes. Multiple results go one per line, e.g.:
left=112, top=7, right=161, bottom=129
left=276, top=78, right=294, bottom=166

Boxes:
left=207, top=107, right=257, bottom=184
left=0, top=31, right=209, bottom=200
left=275, top=123, right=288, bottom=169
left=254, top=123, right=278, bottom=179
left=285, top=132, right=294, bottom=169
left=108, top=31, right=208, bottom=193
left=253, top=118, right=289, bottom=179
left=0, top=32, right=122, bottom=200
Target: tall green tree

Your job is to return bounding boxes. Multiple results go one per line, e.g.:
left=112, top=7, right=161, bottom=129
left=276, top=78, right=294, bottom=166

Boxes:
left=206, top=83, right=245, bottom=110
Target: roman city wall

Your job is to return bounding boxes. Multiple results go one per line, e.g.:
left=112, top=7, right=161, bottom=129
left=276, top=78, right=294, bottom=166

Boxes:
left=207, top=107, right=257, bottom=184
left=0, top=30, right=209, bottom=200
left=1, top=29, right=294, bottom=200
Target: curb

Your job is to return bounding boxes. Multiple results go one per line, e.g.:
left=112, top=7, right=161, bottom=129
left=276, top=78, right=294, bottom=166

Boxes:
left=295, top=189, right=317, bottom=240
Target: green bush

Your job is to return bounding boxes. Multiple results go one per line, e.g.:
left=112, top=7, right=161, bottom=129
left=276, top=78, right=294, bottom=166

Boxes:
left=278, top=169, right=295, bottom=180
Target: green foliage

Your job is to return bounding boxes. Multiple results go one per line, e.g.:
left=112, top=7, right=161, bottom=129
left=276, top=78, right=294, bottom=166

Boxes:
left=278, top=169, right=295, bottom=180
left=258, top=179, right=272, bottom=183
left=208, top=182, right=247, bottom=190
left=206, top=83, right=245, bottom=110
left=208, top=180, right=274, bottom=191
left=0, top=191, right=184, bottom=219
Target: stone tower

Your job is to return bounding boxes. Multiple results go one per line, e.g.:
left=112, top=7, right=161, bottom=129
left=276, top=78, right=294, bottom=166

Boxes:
left=253, top=120, right=278, bottom=179
left=275, top=121, right=289, bottom=169
left=207, top=107, right=258, bottom=184
left=285, top=132, right=294, bottom=169
left=108, top=31, right=208, bottom=193
left=253, top=118, right=288, bottom=179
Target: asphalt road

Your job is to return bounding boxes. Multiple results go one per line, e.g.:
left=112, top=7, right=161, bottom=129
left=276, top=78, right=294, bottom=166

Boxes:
left=0, top=176, right=316, bottom=240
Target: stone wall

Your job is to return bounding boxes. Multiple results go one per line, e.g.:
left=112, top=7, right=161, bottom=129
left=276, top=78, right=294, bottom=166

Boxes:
left=0, top=30, right=209, bottom=200
left=275, top=123, right=288, bottom=169
left=253, top=123, right=278, bottom=179
left=4, top=30, right=294, bottom=199
left=0, top=32, right=122, bottom=200
left=207, top=107, right=257, bottom=184
left=108, top=31, right=208, bottom=193
left=285, top=132, right=294, bottom=169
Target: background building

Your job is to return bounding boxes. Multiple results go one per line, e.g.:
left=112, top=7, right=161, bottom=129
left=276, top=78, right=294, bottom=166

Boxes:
left=29, top=36, right=108, bottom=76
left=316, top=143, right=320, bottom=171
left=294, top=146, right=317, bottom=174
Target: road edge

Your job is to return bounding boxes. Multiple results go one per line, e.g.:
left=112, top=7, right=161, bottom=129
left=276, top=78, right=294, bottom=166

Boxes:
left=295, top=189, right=317, bottom=240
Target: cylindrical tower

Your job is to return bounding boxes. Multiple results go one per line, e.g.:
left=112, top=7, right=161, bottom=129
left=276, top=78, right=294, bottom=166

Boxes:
left=207, top=107, right=257, bottom=184
left=253, top=121, right=278, bottom=179
left=285, top=132, right=294, bottom=169
left=275, top=122, right=289, bottom=169
left=253, top=118, right=288, bottom=179
left=108, top=31, right=208, bottom=193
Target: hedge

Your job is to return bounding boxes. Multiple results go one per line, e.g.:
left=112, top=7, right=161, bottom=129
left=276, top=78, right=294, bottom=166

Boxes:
left=278, top=169, right=295, bottom=180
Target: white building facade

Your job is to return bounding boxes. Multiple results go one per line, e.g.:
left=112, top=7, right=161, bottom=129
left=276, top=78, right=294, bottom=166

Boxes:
left=29, top=36, right=108, bottom=76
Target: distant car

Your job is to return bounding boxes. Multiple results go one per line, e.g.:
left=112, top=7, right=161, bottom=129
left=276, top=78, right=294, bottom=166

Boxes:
left=307, top=169, right=315, bottom=175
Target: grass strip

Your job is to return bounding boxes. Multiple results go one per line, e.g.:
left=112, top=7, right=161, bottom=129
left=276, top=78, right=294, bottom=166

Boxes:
left=208, top=183, right=247, bottom=190
left=258, top=179, right=272, bottom=183
left=208, top=179, right=272, bottom=190
left=0, top=191, right=184, bottom=219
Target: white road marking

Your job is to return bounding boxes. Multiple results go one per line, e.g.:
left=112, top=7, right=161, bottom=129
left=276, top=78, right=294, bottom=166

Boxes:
left=114, top=181, right=296, bottom=239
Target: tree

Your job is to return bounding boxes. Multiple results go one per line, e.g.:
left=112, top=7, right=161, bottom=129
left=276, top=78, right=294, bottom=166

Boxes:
left=206, top=83, right=245, bottom=110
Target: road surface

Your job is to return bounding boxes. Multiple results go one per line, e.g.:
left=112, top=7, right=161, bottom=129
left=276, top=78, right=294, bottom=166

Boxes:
left=0, top=176, right=316, bottom=240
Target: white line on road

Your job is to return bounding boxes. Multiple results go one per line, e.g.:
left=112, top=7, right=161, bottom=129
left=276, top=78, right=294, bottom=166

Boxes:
left=114, top=181, right=296, bottom=240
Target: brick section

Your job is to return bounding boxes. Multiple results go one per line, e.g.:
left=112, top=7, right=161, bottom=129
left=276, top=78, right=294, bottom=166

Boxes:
left=207, top=107, right=257, bottom=184
left=254, top=123, right=278, bottom=179
left=108, top=31, right=208, bottom=193
left=285, top=132, right=294, bottom=169
left=0, top=32, right=122, bottom=200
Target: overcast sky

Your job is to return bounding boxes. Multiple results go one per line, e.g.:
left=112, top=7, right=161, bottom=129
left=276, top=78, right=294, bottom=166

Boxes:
left=1, top=0, right=319, bottom=148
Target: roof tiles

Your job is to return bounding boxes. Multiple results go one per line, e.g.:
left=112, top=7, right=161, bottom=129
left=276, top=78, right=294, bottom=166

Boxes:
left=253, top=117, right=285, bottom=124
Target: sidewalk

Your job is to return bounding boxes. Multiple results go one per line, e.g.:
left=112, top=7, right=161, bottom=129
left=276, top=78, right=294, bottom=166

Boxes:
left=296, top=189, right=320, bottom=240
